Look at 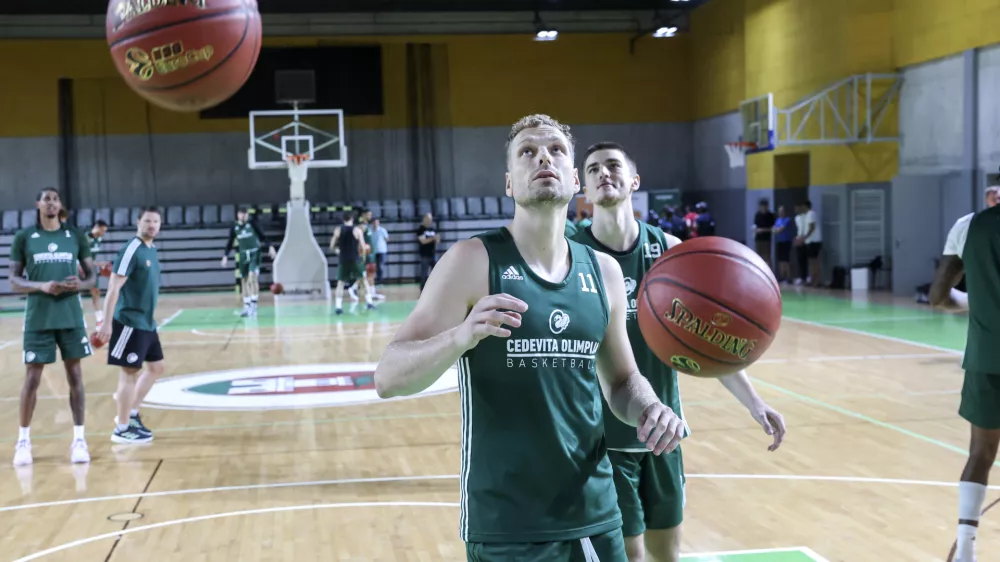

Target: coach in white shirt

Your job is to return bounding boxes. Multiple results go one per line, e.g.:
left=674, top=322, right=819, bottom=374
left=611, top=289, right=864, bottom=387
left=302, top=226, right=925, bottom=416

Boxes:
left=931, top=185, right=1000, bottom=310
left=794, top=200, right=822, bottom=287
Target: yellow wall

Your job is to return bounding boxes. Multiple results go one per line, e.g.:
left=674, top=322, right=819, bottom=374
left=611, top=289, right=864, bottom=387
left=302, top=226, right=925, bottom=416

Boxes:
left=0, top=33, right=691, bottom=139
left=691, top=0, right=1000, bottom=189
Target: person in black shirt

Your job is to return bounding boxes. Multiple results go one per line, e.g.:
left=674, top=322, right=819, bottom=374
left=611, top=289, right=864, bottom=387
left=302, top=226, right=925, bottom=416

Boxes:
left=416, top=213, right=440, bottom=293
left=693, top=202, right=716, bottom=236
left=753, top=198, right=776, bottom=269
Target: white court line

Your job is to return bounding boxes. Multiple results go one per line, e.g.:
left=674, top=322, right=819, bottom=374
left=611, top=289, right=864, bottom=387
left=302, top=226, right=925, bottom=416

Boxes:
left=782, top=317, right=963, bottom=355
left=812, top=315, right=937, bottom=325
left=0, top=392, right=113, bottom=403
left=756, top=352, right=954, bottom=364
left=11, top=501, right=460, bottom=562
left=158, top=309, right=183, bottom=328
left=0, top=341, right=14, bottom=351
left=0, top=472, right=987, bottom=514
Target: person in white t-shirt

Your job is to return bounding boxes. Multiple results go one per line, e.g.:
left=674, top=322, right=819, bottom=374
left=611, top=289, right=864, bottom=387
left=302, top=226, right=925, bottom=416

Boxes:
left=793, top=200, right=822, bottom=286
left=929, top=184, right=1000, bottom=562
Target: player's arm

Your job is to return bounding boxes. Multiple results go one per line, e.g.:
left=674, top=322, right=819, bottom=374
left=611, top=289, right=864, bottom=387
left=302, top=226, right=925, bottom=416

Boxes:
left=417, top=228, right=434, bottom=244
left=250, top=221, right=275, bottom=256
left=664, top=232, right=682, bottom=250
left=929, top=255, right=967, bottom=310
left=7, top=233, right=58, bottom=295
left=593, top=253, right=685, bottom=455
left=374, top=238, right=526, bottom=399
left=72, top=230, right=97, bottom=291
left=221, top=227, right=237, bottom=266
left=330, top=226, right=340, bottom=252
left=717, top=370, right=786, bottom=451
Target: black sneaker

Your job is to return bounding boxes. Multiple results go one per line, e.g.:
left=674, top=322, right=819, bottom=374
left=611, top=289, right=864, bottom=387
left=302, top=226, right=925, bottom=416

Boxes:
left=130, top=413, right=153, bottom=440
left=112, top=426, right=152, bottom=444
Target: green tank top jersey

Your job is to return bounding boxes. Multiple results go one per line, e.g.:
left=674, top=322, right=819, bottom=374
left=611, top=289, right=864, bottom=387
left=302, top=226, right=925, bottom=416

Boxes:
left=961, top=206, right=1000, bottom=373
left=458, top=228, right=622, bottom=544
left=10, top=224, right=91, bottom=332
left=569, top=220, right=688, bottom=450
left=233, top=222, right=261, bottom=254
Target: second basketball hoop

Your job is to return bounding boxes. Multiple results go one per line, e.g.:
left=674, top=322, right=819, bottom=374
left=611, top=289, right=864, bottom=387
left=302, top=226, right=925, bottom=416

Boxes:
left=724, top=141, right=757, bottom=169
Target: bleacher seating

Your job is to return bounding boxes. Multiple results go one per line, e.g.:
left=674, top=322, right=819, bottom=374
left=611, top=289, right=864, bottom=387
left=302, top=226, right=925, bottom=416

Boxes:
left=0, top=196, right=516, bottom=295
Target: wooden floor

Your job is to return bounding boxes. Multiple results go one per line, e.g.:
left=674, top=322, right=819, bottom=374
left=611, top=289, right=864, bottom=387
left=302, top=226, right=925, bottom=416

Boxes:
left=0, top=286, right=988, bottom=561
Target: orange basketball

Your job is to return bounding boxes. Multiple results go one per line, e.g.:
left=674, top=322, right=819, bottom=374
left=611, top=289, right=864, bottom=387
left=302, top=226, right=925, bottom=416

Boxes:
left=636, top=236, right=782, bottom=378
left=105, top=0, right=262, bottom=112
left=270, top=282, right=284, bottom=295
left=90, top=332, right=105, bottom=349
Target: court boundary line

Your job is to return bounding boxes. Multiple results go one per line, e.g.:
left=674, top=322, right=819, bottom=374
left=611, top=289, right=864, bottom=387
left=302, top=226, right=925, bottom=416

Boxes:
left=11, top=501, right=461, bottom=562
left=781, top=316, right=963, bottom=355
left=1, top=472, right=994, bottom=513
left=800, top=546, right=832, bottom=562
left=679, top=546, right=822, bottom=559
left=158, top=309, right=183, bottom=329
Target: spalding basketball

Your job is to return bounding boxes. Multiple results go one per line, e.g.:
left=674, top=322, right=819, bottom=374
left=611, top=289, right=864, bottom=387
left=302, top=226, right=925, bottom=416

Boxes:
left=270, top=282, right=284, bottom=295
left=106, top=0, right=262, bottom=112
left=90, top=332, right=105, bottom=349
left=637, top=237, right=782, bottom=378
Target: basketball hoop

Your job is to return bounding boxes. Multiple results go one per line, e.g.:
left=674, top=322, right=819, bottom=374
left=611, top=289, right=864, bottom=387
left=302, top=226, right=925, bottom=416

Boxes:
left=285, top=153, right=311, bottom=200
left=724, top=142, right=756, bottom=169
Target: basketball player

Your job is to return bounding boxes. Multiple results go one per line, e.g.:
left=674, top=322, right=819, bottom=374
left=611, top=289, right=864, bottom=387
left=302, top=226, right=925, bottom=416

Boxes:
left=330, top=212, right=374, bottom=314
left=568, top=142, right=787, bottom=562
left=374, top=114, right=686, bottom=561
left=83, top=220, right=109, bottom=329
left=96, top=206, right=165, bottom=444
left=9, top=187, right=96, bottom=465
left=221, top=207, right=276, bottom=317
left=347, top=209, right=385, bottom=302
left=929, top=184, right=1000, bottom=562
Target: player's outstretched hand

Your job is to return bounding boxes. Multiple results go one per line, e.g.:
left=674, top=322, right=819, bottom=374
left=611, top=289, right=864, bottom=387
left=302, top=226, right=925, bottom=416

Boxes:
left=637, top=402, right=685, bottom=456
left=455, top=293, right=527, bottom=351
left=749, top=402, right=786, bottom=452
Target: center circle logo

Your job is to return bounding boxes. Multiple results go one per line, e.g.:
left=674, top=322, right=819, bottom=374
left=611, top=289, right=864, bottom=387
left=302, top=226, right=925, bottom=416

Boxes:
left=142, top=362, right=458, bottom=411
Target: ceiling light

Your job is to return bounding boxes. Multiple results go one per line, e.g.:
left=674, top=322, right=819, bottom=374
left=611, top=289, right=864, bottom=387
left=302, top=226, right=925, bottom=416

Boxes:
left=653, top=26, right=678, bottom=38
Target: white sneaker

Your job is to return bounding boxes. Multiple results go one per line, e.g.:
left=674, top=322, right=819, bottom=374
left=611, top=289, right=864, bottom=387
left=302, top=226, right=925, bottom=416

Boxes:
left=70, top=439, right=90, bottom=464
left=13, top=440, right=32, bottom=466
left=348, top=286, right=359, bottom=302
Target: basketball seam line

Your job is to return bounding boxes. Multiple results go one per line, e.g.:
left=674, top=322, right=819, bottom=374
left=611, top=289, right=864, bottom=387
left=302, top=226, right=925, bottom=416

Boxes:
left=653, top=248, right=781, bottom=300
left=137, top=10, right=255, bottom=94
left=640, top=280, right=748, bottom=368
left=108, top=6, right=249, bottom=50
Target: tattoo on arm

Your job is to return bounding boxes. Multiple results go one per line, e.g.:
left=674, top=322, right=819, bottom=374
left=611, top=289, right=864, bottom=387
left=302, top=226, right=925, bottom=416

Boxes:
left=8, top=262, right=45, bottom=293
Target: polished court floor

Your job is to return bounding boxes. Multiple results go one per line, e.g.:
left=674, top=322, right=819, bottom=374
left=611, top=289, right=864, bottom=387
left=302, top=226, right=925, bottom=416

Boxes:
left=0, top=285, right=989, bottom=561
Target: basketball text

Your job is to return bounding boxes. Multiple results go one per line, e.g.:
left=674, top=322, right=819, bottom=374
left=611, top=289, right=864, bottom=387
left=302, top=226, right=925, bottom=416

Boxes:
left=126, top=42, right=215, bottom=81
left=664, top=298, right=756, bottom=360
left=111, top=0, right=207, bottom=33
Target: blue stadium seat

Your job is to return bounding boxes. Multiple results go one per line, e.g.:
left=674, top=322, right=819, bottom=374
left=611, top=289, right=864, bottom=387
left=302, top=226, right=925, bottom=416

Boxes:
left=184, top=206, right=201, bottom=226
left=381, top=200, right=399, bottom=221
left=202, top=205, right=220, bottom=225
left=500, top=197, right=515, bottom=217
left=20, top=210, right=36, bottom=228
left=1, top=210, right=18, bottom=232
left=449, top=198, right=466, bottom=218
left=466, top=197, right=484, bottom=218
left=220, top=205, right=236, bottom=224
left=95, top=208, right=112, bottom=226
left=112, top=207, right=130, bottom=227
left=482, top=197, right=500, bottom=218
left=434, top=198, right=449, bottom=219
left=166, top=206, right=183, bottom=225
left=130, top=207, right=142, bottom=226
left=77, top=208, right=94, bottom=228
left=398, top=200, right=415, bottom=220
left=417, top=199, right=433, bottom=218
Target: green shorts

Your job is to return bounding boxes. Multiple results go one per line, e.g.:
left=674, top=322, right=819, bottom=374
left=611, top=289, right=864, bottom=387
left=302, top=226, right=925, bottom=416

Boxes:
left=238, top=249, right=260, bottom=278
left=23, top=328, right=92, bottom=364
left=365, top=253, right=376, bottom=265
left=465, top=528, right=627, bottom=562
left=608, top=448, right=685, bottom=537
left=960, top=370, right=1000, bottom=429
left=337, top=260, right=364, bottom=283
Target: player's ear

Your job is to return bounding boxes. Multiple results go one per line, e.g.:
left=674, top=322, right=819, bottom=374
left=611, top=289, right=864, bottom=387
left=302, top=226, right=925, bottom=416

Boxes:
left=505, top=172, right=513, bottom=198
left=631, top=173, right=641, bottom=193
left=573, top=169, right=581, bottom=194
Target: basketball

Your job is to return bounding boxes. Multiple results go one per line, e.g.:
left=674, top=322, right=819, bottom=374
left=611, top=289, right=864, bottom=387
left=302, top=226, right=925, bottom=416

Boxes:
left=105, top=0, right=263, bottom=112
left=89, top=332, right=105, bottom=349
left=99, top=262, right=113, bottom=278
left=270, top=282, right=284, bottom=295
left=637, top=236, right=782, bottom=378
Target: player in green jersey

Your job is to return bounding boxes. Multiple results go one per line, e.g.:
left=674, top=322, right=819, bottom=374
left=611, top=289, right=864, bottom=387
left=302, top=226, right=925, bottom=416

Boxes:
left=569, top=142, right=787, bottom=562
left=375, top=114, right=687, bottom=562
left=82, top=219, right=109, bottom=330
left=222, top=207, right=276, bottom=317
left=10, top=187, right=97, bottom=466
left=929, top=184, right=1000, bottom=562
left=96, top=206, right=165, bottom=445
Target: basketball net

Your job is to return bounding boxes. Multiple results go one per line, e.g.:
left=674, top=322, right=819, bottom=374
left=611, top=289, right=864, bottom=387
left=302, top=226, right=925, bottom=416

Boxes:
left=724, top=142, right=756, bottom=169
left=285, top=153, right=311, bottom=201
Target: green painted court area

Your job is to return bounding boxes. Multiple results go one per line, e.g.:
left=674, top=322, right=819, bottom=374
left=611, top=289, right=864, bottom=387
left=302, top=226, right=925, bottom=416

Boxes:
left=160, top=291, right=970, bottom=355
left=680, top=548, right=821, bottom=561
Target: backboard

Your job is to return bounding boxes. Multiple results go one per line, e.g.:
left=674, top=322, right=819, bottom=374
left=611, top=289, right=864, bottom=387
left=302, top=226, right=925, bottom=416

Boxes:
left=739, top=93, right=776, bottom=153
left=248, top=108, right=348, bottom=170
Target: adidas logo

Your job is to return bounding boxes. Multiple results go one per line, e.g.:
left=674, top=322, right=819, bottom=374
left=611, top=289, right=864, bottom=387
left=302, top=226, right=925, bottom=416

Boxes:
left=501, top=266, right=523, bottom=280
